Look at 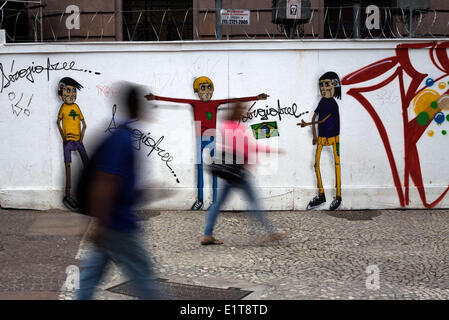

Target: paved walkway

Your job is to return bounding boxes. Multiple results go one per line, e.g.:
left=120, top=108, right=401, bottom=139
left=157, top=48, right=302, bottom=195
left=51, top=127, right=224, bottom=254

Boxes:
left=71, top=209, right=449, bottom=300
left=0, top=209, right=90, bottom=299
left=2, top=208, right=449, bottom=299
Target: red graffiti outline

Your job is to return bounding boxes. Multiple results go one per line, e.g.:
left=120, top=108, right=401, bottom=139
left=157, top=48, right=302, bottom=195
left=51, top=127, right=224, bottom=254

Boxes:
left=342, top=41, right=449, bottom=208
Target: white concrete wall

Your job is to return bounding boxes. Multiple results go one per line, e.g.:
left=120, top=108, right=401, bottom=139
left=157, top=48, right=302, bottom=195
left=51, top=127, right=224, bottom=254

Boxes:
left=1, top=39, right=449, bottom=211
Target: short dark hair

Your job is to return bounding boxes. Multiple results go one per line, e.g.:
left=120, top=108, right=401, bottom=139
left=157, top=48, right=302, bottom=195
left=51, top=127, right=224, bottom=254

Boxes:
left=319, top=71, right=341, bottom=100
left=58, top=77, right=83, bottom=96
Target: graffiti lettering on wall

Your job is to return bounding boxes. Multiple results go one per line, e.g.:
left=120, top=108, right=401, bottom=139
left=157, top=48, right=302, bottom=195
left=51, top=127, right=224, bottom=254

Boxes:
left=240, top=99, right=309, bottom=123
left=188, top=56, right=221, bottom=79
left=106, top=104, right=180, bottom=184
left=56, top=77, right=88, bottom=211
left=8, top=92, right=33, bottom=117
left=375, top=88, right=400, bottom=106
left=251, top=121, right=279, bottom=139
left=0, top=58, right=101, bottom=93
left=148, top=56, right=221, bottom=91
left=342, top=41, right=449, bottom=208
left=96, top=84, right=121, bottom=98
left=298, top=72, right=342, bottom=211
left=145, top=76, right=268, bottom=210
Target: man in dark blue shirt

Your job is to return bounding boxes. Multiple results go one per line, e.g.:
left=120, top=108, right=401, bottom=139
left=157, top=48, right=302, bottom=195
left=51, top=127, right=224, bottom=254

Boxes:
left=92, top=124, right=138, bottom=231
left=298, top=71, right=342, bottom=211
left=76, top=84, right=159, bottom=300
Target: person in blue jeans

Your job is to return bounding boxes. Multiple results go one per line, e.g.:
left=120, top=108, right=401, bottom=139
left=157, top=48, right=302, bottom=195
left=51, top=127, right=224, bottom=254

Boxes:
left=76, top=84, right=161, bottom=300
left=202, top=178, right=278, bottom=245
left=201, top=103, right=285, bottom=245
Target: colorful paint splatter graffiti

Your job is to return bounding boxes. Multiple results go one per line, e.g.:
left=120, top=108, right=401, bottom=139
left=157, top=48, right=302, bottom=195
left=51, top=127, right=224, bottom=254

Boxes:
left=56, top=77, right=88, bottom=211
left=342, top=41, right=449, bottom=208
left=145, top=76, right=268, bottom=210
left=298, top=72, right=342, bottom=211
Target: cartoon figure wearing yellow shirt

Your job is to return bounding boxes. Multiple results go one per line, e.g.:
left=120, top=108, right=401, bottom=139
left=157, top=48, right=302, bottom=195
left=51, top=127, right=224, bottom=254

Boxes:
left=56, top=77, right=88, bottom=211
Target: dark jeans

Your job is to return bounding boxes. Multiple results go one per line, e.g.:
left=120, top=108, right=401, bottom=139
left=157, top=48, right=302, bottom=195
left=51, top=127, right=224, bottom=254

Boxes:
left=76, top=227, right=160, bottom=300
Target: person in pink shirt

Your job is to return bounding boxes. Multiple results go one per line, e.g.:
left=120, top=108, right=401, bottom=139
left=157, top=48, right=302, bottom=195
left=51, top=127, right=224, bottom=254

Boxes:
left=201, top=102, right=285, bottom=245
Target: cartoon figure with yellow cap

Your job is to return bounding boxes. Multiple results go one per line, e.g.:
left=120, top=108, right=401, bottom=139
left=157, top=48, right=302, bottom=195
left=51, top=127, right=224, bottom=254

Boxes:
left=146, top=76, right=268, bottom=210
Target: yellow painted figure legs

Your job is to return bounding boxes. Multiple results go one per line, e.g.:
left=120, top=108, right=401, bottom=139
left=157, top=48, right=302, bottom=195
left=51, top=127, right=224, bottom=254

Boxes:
left=314, top=143, right=325, bottom=195
left=301, top=72, right=342, bottom=210
left=314, top=136, right=341, bottom=198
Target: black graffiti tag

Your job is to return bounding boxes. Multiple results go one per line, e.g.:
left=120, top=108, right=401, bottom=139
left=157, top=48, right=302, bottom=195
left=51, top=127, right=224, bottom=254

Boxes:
left=131, top=130, right=175, bottom=168
left=9, top=92, right=33, bottom=117
left=240, top=99, right=309, bottom=123
left=106, top=104, right=180, bottom=183
left=0, top=58, right=101, bottom=93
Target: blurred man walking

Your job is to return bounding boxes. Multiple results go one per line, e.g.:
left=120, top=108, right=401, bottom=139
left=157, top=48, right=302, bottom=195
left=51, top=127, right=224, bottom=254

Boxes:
left=76, top=84, right=160, bottom=300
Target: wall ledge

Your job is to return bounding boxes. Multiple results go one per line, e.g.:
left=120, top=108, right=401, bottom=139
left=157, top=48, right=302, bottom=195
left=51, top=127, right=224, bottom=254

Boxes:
left=2, top=186, right=448, bottom=211
left=1, top=38, right=448, bottom=54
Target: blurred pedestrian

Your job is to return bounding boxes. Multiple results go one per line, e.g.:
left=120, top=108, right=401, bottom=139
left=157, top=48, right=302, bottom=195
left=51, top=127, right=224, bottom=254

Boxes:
left=75, top=83, right=160, bottom=300
left=201, top=102, right=285, bottom=245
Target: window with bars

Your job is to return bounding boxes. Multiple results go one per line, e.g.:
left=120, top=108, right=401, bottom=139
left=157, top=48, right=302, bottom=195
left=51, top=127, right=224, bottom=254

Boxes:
left=0, top=0, right=30, bottom=42
left=122, top=0, right=193, bottom=41
left=324, top=0, right=394, bottom=38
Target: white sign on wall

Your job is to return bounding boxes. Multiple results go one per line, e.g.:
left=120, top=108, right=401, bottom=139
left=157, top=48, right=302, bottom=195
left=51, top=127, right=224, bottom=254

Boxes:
left=220, top=9, right=250, bottom=25
left=287, top=0, right=301, bottom=19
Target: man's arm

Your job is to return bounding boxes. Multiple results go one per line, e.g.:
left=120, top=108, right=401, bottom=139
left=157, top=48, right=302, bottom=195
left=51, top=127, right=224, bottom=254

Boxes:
left=80, top=119, right=87, bottom=144
left=56, top=118, right=65, bottom=141
left=296, top=113, right=323, bottom=145
left=145, top=93, right=196, bottom=106
left=215, top=93, right=269, bottom=107
left=297, top=113, right=331, bottom=128
left=311, top=113, right=319, bottom=145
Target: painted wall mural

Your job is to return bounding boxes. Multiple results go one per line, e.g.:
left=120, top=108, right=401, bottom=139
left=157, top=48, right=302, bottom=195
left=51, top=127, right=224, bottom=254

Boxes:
left=0, top=57, right=101, bottom=121
left=2, top=42, right=449, bottom=211
left=145, top=76, right=268, bottom=210
left=298, top=72, right=342, bottom=211
left=56, top=77, right=88, bottom=211
left=342, top=41, right=449, bottom=208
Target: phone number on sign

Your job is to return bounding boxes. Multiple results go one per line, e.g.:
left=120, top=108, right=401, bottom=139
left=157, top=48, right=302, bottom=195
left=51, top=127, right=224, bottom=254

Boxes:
left=221, top=19, right=249, bottom=25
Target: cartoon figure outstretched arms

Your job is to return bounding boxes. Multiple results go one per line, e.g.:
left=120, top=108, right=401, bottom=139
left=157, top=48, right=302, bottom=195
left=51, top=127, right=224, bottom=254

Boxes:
left=146, top=76, right=268, bottom=210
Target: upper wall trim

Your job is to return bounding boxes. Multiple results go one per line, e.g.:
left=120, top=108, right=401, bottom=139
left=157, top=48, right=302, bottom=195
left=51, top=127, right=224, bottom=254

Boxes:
left=1, top=39, right=448, bottom=54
